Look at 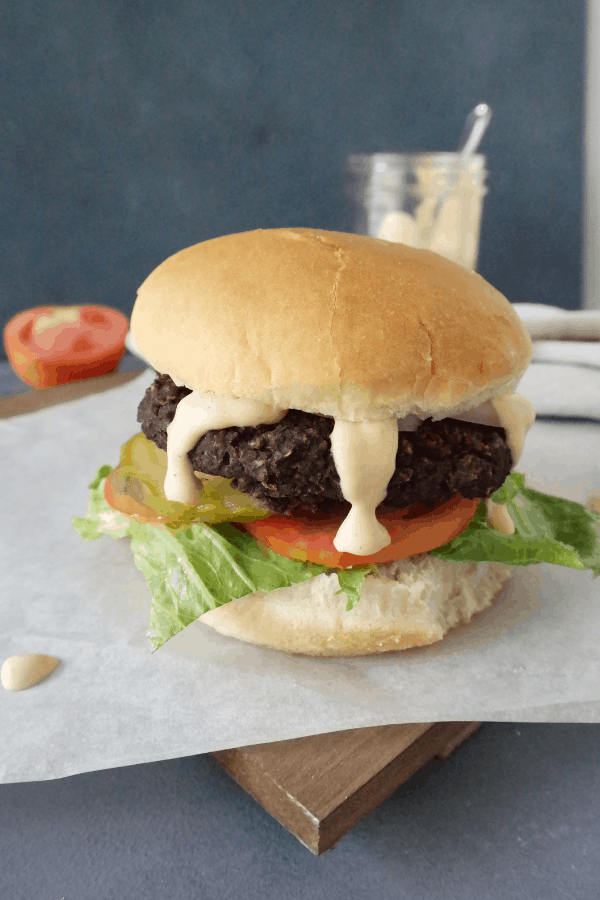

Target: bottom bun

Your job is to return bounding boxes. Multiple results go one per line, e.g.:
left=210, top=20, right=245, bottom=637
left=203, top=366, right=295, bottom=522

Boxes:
left=199, top=555, right=511, bottom=657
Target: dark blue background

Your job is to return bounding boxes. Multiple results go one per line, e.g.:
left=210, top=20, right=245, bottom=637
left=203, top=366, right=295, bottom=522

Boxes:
left=2, top=724, right=599, bottom=898
left=0, top=0, right=585, bottom=358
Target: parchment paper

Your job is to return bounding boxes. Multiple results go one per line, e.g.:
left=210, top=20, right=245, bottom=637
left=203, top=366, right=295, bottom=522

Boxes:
left=2, top=367, right=600, bottom=784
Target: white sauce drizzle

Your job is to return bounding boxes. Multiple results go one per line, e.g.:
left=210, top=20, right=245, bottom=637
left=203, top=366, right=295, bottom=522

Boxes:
left=490, top=394, right=536, bottom=465
left=329, top=418, right=399, bottom=555
left=162, top=383, right=536, bottom=557
left=485, top=499, right=515, bottom=535
left=398, top=395, right=536, bottom=467
left=164, top=392, right=287, bottom=505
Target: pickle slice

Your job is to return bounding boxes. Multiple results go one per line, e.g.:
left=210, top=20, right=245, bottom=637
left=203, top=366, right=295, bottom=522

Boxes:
left=104, top=432, right=271, bottom=528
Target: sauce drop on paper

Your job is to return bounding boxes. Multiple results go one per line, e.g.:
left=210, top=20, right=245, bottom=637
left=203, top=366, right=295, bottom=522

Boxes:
left=1, top=654, right=59, bottom=691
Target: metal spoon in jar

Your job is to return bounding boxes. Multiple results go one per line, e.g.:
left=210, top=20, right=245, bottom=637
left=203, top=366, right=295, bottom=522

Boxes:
left=457, top=102, right=492, bottom=159
left=379, top=104, right=492, bottom=252
left=432, top=103, right=492, bottom=217
left=428, top=103, right=492, bottom=255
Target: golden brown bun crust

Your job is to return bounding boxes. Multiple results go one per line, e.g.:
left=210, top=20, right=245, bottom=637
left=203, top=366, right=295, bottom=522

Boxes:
left=131, top=228, right=532, bottom=420
left=199, top=556, right=511, bottom=656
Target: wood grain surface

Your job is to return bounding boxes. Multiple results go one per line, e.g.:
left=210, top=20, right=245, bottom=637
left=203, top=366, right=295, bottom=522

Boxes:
left=212, top=722, right=480, bottom=853
left=0, top=367, right=145, bottom=419
left=2, top=367, right=480, bottom=852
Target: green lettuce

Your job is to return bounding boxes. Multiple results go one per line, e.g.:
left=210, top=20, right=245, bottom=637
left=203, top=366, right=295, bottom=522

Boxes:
left=73, top=467, right=600, bottom=649
left=73, top=468, right=373, bottom=647
left=431, top=472, right=600, bottom=574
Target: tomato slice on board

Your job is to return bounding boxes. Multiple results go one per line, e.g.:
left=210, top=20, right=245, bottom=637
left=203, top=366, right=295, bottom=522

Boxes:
left=3, top=305, right=128, bottom=388
left=242, top=495, right=479, bottom=568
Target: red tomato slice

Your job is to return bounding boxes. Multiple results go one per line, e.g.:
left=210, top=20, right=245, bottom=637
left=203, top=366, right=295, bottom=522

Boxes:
left=3, top=305, right=128, bottom=388
left=242, top=495, right=479, bottom=568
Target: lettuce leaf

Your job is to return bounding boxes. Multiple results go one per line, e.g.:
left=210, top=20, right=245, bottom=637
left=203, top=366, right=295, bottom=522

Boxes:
left=74, top=467, right=600, bottom=649
left=128, top=521, right=324, bottom=647
left=430, top=472, right=600, bottom=575
left=336, top=565, right=378, bottom=611
left=73, top=468, right=372, bottom=647
left=72, top=466, right=133, bottom=540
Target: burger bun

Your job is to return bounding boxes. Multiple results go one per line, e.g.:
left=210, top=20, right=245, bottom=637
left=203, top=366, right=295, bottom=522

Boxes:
left=199, top=555, right=511, bottom=656
left=131, top=228, right=532, bottom=422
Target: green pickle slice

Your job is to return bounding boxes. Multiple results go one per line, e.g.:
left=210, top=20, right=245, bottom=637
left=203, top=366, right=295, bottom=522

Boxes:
left=104, top=432, right=271, bottom=529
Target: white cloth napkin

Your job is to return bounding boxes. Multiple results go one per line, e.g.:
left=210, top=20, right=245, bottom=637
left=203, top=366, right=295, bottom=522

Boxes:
left=513, top=304, right=600, bottom=420
left=513, top=303, right=600, bottom=341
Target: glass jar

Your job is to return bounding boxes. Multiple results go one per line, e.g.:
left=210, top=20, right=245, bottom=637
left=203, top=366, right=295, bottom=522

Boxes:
left=345, top=152, right=488, bottom=270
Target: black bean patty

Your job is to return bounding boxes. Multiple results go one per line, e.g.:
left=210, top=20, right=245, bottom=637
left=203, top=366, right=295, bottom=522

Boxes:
left=138, top=373, right=512, bottom=515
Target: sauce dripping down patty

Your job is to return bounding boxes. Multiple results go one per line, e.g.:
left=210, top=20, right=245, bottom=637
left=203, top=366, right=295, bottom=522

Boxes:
left=153, top=379, right=534, bottom=557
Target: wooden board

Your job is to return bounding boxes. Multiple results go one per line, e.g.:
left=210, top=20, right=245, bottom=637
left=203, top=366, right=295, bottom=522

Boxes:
left=212, top=721, right=480, bottom=854
left=1, top=369, right=480, bottom=852
left=0, top=367, right=144, bottom=418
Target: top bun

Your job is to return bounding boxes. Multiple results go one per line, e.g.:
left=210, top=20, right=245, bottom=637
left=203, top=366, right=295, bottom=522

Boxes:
left=131, top=228, right=532, bottom=421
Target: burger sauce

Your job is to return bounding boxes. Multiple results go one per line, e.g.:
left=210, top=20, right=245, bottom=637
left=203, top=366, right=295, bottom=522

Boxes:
left=329, top=418, right=399, bottom=555
left=163, top=392, right=286, bottom=506
left=490, top=394, right=536, bottom=466
left=162, top=390, right=535, bottom=555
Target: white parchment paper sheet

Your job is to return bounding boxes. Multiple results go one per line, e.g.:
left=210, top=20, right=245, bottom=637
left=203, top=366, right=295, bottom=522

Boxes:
left=1, top=368, right=600, bottom=784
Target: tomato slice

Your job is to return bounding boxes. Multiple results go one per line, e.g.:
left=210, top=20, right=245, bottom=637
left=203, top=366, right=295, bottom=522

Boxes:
left=242, top=495, right=479, bottom=568
left=3, top=305, right=128, bottom=388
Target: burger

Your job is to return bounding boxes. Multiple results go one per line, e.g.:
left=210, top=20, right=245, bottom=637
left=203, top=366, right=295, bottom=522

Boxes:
left=74, top=228, right=600, bottom=656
